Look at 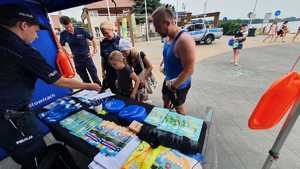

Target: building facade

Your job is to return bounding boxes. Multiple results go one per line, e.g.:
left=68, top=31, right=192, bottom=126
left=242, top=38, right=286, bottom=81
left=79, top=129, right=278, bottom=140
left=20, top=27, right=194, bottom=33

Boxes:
left=81, top=0, right=134, bottom=39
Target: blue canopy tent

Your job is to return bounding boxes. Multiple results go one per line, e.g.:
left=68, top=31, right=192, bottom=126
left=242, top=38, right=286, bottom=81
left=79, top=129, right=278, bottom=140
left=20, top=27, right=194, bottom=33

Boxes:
left=0, top=0, right=103, bottom=160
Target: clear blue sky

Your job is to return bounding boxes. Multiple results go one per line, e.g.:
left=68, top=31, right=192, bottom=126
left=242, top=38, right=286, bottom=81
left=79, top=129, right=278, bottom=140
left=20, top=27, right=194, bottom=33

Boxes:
left=51, top=0, right=299, bottom=21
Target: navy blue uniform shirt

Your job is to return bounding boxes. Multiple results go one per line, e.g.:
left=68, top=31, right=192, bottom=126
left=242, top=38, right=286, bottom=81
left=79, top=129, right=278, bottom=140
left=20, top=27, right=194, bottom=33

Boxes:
left=0, top=26, right=61, bottom=110
left=100, top=36, right=120, bottom=77
left=60, top=27, right=93, bottom=57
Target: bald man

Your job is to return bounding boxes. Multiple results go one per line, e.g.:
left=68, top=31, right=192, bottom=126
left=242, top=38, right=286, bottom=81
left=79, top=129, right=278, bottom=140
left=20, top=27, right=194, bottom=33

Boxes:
left=152, top=6, right=196, bottom=115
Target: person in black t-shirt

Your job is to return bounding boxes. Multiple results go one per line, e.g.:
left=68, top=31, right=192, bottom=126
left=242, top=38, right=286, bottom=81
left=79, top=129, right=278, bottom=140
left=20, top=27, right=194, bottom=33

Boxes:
left=0, top=4, right=100, bottom=169
left=118, top=39, right=154, bottom=101
left=109, top=51, right=140, bottom=100
left=232, top=24, right=248, bottom=66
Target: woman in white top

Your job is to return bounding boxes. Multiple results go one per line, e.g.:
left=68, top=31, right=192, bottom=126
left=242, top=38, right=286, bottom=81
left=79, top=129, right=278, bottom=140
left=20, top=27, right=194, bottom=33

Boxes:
left=263, top=22, right=278, bottom=43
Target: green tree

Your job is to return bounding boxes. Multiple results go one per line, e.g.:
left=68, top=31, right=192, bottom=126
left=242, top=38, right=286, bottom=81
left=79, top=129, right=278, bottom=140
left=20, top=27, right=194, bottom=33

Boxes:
left=133, top=0, right=162, bottom=24
left=220, top=20, right=242, bottom=35
left=70, top=17, right=83, bottom=27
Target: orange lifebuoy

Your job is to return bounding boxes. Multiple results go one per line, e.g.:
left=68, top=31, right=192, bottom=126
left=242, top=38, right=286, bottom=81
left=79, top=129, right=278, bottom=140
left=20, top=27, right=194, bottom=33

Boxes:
left=51, top=30, right=75, bottom=78
left=56, top=49, right=75, bottom=78
left=249, top=71, right=300, bottom=129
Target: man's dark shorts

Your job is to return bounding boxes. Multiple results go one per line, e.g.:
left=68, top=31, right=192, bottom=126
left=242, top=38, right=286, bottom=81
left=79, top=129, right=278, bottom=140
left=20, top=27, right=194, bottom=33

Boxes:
left=162, top=81, right=191, bottom=107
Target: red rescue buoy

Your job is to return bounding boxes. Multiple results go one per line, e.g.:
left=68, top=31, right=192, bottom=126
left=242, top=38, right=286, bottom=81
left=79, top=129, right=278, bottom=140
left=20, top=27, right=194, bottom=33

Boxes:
left=249, top=71, right=300, bottom=129
left=56, top=49, right=75, bottom=78
left=51, top=30, right=75, bottom=78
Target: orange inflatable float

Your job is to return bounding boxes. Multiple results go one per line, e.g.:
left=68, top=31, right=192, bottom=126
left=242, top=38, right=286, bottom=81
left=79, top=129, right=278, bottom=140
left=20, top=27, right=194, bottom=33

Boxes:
left=56, top=49, right=75, bottom=78
left=51, top=30, right=75, bottom=78
left=249, top=71, right=300, bottom=129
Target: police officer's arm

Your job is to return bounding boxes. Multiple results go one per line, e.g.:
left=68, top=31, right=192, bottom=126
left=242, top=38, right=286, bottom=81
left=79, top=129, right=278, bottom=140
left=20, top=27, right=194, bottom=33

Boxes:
left=172, top=33, right=196, bottom=88
left=20, top=49, right=100, bottom=91
left=54, top=77, right=101, bottom=91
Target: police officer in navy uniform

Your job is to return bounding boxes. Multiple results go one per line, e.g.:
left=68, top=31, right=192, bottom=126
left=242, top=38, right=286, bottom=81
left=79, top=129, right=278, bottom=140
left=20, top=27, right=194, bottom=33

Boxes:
left=0, top=4, right=101, bottom=169
left=100, top=21, right=120, bottom=93
left=59, top=16, right=102, bottom=86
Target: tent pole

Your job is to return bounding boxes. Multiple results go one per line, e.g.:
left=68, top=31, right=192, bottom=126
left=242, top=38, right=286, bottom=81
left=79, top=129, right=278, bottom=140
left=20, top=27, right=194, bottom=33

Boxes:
left=262, top=98, right=300, bottom=169
left=105, top=0, right=111, bottom=21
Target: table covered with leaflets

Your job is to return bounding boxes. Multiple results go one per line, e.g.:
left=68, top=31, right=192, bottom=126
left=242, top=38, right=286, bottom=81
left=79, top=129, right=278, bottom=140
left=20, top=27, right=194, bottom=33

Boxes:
left=37, top=90, right=215, bottom=169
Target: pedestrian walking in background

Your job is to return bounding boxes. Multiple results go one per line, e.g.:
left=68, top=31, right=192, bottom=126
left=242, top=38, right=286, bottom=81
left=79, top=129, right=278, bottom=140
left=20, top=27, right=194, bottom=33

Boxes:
left=292, top=26, right=300, bottom=42
left=275, top=21, right=289, bottom=42
left=263, top=22, right=278, bottom=43
left=231, top=24, right=248, bottom=66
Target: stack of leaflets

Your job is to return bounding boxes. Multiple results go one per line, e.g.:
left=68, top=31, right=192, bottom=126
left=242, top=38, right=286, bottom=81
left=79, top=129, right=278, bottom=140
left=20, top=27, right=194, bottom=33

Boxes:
left=144, top=107, right=169, bottom=126
left=145, top=107, right=204, bottom=141
left=38, top=97, right=82, bottom=123
left=61, top=110, right=140, bottom=169
left=121, top=141, right=202, bottom=169
left=72, top=89, right=115, bottom=107
left=60, top=110, right=102, bottom=137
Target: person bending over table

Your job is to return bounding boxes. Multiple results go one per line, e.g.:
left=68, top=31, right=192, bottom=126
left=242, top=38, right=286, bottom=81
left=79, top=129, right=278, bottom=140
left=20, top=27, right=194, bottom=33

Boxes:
left=118, top=38, right=154, bottom=102
left=109, top=51, right=140, bottom=101
left=0, top=4, right=101, bottom=169
left=151, top=5, right=196, bottom=115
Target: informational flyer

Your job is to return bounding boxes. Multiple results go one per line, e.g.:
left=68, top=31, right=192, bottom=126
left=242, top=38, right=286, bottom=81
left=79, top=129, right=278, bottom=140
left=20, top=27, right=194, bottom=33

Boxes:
left=144, top=107, right=169, bottom=126
left=144, top=107, right=204, bottom=141
left=72, top=89, right=115, bottom=106
left=39, top=97, right=82, bottom=123
left=121, top=141, right=202, bottom=169
left=158, top=111, right=203, bottom=141
left=83, top=121, right=136, bottom=157
left=60, top=110, right=103, bottom=137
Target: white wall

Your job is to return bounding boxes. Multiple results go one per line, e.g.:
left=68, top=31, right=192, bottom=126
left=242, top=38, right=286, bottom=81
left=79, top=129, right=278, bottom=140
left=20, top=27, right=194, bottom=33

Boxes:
left=88, top=11, right=118, bottom=40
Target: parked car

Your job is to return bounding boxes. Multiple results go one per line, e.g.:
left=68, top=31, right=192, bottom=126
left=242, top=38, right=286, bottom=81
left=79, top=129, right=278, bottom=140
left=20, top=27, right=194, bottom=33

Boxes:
left=184, top=23, right=223, bottom=44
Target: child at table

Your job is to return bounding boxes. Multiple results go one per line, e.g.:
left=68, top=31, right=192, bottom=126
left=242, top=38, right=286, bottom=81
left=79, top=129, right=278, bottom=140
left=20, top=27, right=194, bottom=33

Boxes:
left=109, top=51, right=140, bottom=100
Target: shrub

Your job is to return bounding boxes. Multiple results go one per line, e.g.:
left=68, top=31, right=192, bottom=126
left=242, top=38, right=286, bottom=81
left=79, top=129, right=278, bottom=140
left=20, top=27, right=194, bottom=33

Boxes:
left=220, top=20, right=242, bottom=35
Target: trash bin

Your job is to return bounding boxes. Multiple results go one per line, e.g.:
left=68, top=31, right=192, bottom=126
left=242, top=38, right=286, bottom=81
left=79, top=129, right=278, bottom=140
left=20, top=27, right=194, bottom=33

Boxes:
left=248, top=28, right=256, bottom=37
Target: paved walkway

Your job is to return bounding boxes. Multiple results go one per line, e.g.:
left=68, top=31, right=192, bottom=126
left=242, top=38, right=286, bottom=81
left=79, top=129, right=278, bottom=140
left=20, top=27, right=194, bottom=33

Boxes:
left=2, top=39, right=300, bottom=169
left=151, top=43, right=300, bottom=169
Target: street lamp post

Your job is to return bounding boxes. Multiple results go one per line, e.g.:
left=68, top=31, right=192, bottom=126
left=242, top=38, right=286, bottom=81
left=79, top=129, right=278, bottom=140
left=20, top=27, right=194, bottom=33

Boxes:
left=203, top=0, right=208, bottom=27
left=105, top=0, right=111, bottom=21
left=249, top=0, right=259, bottom=27
left=176, top=0, right=179, bottom=26
left=144, top=0, right=150, bottom=42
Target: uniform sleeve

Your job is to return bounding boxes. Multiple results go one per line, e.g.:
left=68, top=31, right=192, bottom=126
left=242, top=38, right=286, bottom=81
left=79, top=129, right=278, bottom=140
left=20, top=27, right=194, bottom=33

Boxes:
left=59, top=32, right=66, bottom=46
left=82, top=28, right=93, bottom=40
left=21, top=49, right=61, bottom=84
